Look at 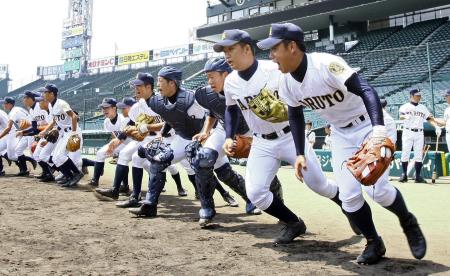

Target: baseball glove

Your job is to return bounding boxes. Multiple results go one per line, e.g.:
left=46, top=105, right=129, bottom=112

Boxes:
left=44, top=128, right=60, bottom=143
left=229, top=135, right=253, bottom=159
left=123, top=125, right=146, bottom=141
left=248, top=87, right=288, bottom=123
left=19, top=119, right=31, bottom=129
left=135, top=113, right=155, bottom=130
left=66, top=134, right=81, bottom=152
left=346, top=137, right=395, bottom=186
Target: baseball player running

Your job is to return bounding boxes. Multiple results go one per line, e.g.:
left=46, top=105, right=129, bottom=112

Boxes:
left=215, top=29, right=351, bottom=244
left=322, top=124, right=331, bottom=150
left=193, top=57, right=289, bottom=225
left=305, top=121, right=315, bottom=147
left=38, top=84, right=84, bottom=187
left=399, top=89, right=441, bottom=183
left=87, top=97, right=130, bottom=187
left=259, top=22, right=426, bottom=264
left=0, top=96, right=34, bottom=176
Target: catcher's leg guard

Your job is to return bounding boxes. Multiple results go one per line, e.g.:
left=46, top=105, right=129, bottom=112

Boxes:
left=144, top=170, right=167, bottom=205
left=269, top=175, right=284, bottom=202
left=214, top=163, right=248, bottom=201
left=195, top=167, right=217, bottom=219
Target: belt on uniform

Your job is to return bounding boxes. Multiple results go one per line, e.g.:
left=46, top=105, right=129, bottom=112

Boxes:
left=341, top=115, right=366, bottom=129
left=57, top=126, right=72, bottom=132
left=254, top=126, right=290, bottom=140
left=406, top=128, right=423, bottom=132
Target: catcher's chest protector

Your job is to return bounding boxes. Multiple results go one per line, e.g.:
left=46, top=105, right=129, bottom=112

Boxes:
left=195, top=86, right=249, bottom=135
left=150, top=88, right=204, bottom=139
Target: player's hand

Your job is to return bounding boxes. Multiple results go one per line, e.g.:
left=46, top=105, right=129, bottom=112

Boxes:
left=192, top=132, right=209, bottom=143
left=223, top=138, right=236, bottom=156
left=16, top=131, right=23, bottom=137
left=294, top=155, right=307, bottom=182
left=107, top=138, right=121, bottom=155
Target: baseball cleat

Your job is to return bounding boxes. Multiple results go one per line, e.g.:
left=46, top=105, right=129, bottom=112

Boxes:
left=177, top=187, right=188, bottom=197
left=401, top=213, right=427, bottom=259
left=87, top=179, right=99, bottom=188
left=119, top=184, right=130, bottom=196
left=246, top=202, right=262, bottom=215
left=274, top=218, right=307, bottom=244
left=55, top=173, right=65, bottom=182
left=116, top=195, right=141, bottom=208
left=0, top=171, right=5, bottom=176
left=198, top=208, right=216, bottom=228
left=414, top=177, right=427, bottom=184
left=36, top=172, right=47, bottom=179
left=222, top=192, right=239, bottom=207
left=399, top=174, right=408, bottom=183
left=14, top=171, right=30, bottom=177
left=128, top=204, right=157, bottom=217
left=356, top=236, right=386, bottom=265
left=39, top=174, right=55, bottom=183
left=62, top=172, right=84, bottom=188
left=94, top=188, right=119, bottom=201
left=81, top=166, right=89, bottom=175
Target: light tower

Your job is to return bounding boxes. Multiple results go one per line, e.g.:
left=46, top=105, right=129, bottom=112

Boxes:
left=61, top=0, right=93, bottom=76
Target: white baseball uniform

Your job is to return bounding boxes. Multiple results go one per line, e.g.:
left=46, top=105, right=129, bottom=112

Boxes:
left=34, top=107, right=54, bottom=163
left=399, top=102, right=431, bottom=162
left=306, top=130, right=316, bottom=147
left=323, top=134, right=332, bottom=150
left=442, top=106, right=450, bottom=151
left=16, top=103, right=49, bottom=157
left=0, top=110, right=9, bottom=156
left=279, top=52, right=398, bottom=212
left=4, top=106, right=29, bottom=161
left=95, top=113, right=130, bottom=162
left=49, top=99, right=83, bottom=168
left=224, top=60, right=338, bottom=211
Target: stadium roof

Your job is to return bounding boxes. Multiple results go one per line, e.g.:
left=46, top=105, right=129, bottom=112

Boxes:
left=196, top=0, right=449, bottom=42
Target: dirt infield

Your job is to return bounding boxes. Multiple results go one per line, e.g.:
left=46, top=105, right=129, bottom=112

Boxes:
left=1, top=164, right=450, bottom=275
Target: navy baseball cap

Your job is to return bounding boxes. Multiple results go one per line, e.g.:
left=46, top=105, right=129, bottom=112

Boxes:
left=305, top=120, right=312, bottom=125
left=130, top=72, right=155, bottom=87
left=213, top=29, right=253, bottom=52
left=204, top=57, right=232, bottom=73
left=158, top=66, right=182, bottom=82
left=23, top=90, right=41, bottom=100
left=98, top=97, right=117, bottom=108
left=257, top=23, right=306, bottom=51
left=35, top=96, right=44, bottom=102
left=0, top=97, right=15, bottom=105
left=117, top=97, right=136, bottom=109
left=37, top=83, right=58, bottom=94
left=410, top=89, right=421, bottom=96
left=445, top=89, right=450, bottom=97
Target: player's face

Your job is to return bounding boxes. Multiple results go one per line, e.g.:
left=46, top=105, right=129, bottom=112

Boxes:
left=269, top=41, right=297, bottom=73
left=22, top=96, right=33, bottom=108
left=43, top=91, right=54, bottom=103
left=306, top=124, right=311, bottom=131
left=133, top=84, right=147, bottom=100
left=102, top=106, right=116, bottom=119
left=3, top=103, right=12, bottom=111
left=206, top=71, right=227, bottom=93
left=223, top=44, right=249, bottom=71
left=325, top=127, right=331, bottom=135
left=411, top=94, right=421, bottom=103
left=447, top=96, right=450, bottom=104
left=122, top=107, right=130, bottom=117
left=158, top=77, right=176, bottom=97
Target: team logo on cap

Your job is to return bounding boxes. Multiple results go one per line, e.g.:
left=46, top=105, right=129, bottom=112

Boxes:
left=328, top=62, right=345, bottom=75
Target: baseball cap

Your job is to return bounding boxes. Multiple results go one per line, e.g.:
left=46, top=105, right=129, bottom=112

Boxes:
left=204, top=57, right=232, bottom=73
left=158, top=66, right=182, bottom=82
left=257, top=23, right=306, bottom=51
left=445, top=89, right=450, bottom=97
left=0, top=97, right=15, bottom=105
left=409, top=89, right=421, bottom=96
left=37, top=83, right=58, bottom=94
left=129, top=72, right=155, bottom=87
left=23, top=90, right=41, bottom=100
left=35, top=96, right=44, bottom=102
left=305, top=120, right=312, bottom=125
left=213, top=29, right=253, bottom=52
left=117, top=97, right=136, bottom=109
left=98, top=97, right=117, bottom=108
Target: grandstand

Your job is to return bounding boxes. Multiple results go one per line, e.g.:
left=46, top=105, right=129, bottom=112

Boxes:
left=5, top=3, right=450, bottom=131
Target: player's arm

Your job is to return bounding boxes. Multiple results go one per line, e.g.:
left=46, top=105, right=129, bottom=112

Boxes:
left=398, top=108, right=410, bottom=120
left=223, top=104, right=241, bottom=154
left=344, top=73, right=386, bottom=138
left=0, top=120, right=13, bottom=139
left=288, top=105, right=308, bottom=181
left=433, top=117, right=446, bottom=126
left=66, top=110, right=78, bottom=132
left=39, top=119, right=56, bottom=138
left=19, top=121, right=39, bottom=137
